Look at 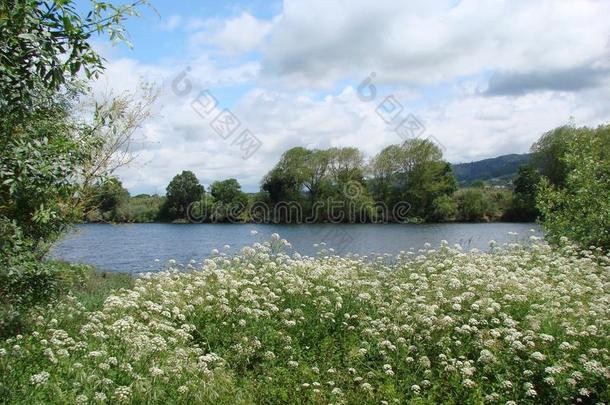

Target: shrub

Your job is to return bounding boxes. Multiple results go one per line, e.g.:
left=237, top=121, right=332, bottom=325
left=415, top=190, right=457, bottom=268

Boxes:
left=0, top=257, right=90, bottom=338
left=431, top=194, right=457, bottom=221
left=455, top=189, right=492, bottom=221
left=537, top=125, right=610, bottom=250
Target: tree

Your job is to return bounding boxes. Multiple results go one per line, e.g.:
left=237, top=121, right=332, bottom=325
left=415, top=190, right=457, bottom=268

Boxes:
left=260, top=147, right=318, bottom=222
left=210, top=179, right=247, bottom=206
left=0, top=0, right=148, bottom=327
left=455, top=189, right=493, bottom=222
left=1, top=91, right=88, bottom=254
left=507, top=165, right=541, bottom=221
left=431, top=194, right=458, bottom=222
left=121, top=194, right=164, bottom=223
left=0, top=0, right=148, bottom=256
left=261, top=169, right=300, bottom=203
left=164, top=171, right=204, bottom=221
left=210, top=178, right=248, bottom=222
left=0, top=0, right=148, bottom=116
left=369, top=144, right=404, bottom=203
left=86, top=177, right=130, bottom=222
left=531, top=125, right=580, bottom=186
left=77, top=83, right=158, bottom=205
left=261, top=147, right=309, bottom=202
left=260, top=146, right=373, bottom=222
left=369, top=139, right=457, bottom=220
left=0, top=82, right=156, bottom=256
left=537, top=125, right=610, bottom=250
left=327, top=147, right=365, bottom=185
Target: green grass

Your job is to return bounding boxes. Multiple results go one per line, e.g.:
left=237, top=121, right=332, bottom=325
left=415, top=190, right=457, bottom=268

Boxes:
left=66, top=265, right=134, bottom=311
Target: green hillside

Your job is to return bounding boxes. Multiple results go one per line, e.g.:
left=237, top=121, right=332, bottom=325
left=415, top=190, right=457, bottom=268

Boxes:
left=451, top=153, right=532, bottom=185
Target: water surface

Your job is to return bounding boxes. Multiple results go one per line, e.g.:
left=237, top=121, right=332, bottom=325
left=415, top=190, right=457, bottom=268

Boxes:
left=49, top=223, right=541, bottom=273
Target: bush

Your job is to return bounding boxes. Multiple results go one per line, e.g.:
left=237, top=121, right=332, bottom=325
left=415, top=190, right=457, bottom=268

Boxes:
left=537, top=125, right=610, bottom=250
left=113, top=194, right=165, bottom=223
left=0, top=256, right=89, bottom=338
left=430, top=194, right=457, bottom=221
left=455, top=189, right=493, bottom=221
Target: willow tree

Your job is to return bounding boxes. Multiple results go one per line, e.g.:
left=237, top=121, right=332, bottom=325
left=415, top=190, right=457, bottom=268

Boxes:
left=369, top=139, right=456, bottom=220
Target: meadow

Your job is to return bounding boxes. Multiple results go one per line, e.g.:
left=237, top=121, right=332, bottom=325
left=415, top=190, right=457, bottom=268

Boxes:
left=1, top=234, right=609, bottom=404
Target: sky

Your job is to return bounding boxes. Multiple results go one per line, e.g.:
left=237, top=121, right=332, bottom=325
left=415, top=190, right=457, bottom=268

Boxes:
left=87, top=0, right=610, bottom=194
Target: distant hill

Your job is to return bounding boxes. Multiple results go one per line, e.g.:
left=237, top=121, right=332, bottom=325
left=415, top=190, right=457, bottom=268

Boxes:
left=451, top=153, right=533, bottom=186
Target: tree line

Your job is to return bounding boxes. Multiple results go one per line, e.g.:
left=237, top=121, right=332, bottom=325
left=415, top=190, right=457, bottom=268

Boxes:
left=89, top=123, right=609, bottom=242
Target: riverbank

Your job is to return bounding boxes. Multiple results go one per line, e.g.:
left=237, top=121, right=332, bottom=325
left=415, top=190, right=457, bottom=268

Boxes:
left=2, top=238, right=609, bottom=404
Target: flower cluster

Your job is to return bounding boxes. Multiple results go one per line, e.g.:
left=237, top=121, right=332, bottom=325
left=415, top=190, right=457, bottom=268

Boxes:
left=1, top=237, right=609, bottom=404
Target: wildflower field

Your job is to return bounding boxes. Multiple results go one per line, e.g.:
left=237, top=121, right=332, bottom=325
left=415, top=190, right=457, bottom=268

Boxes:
left=1, top=236, right=609, bottom=404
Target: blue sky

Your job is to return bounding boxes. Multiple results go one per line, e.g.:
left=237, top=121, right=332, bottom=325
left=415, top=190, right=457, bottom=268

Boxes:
left=86, top=0, right=610, bottom=194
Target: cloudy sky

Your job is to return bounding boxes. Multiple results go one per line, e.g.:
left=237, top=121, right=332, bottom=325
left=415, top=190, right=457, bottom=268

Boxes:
left=88, top=0, right=610, bottom=194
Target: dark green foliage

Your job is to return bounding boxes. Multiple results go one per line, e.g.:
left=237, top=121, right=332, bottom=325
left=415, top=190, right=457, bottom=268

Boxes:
left=86, top=191, right=166, bottom=223
left=506, top=165, right=541, bottom=221
left=95, top=178, right=130, bottom=214
left=85, top=177, right=130, bottom=222
left=0, top=0, right=145, bottom=321
left=0, top=260, right=132, bottom=338
left=120, top=194, right=165, bottom=222
left=1, top=0, right=146, bottom=254
left=209, top=179, right=249, bottom=222
left=0, top=90, right=92, bottom=256
left=454, top=188, right=511, bottom=222
left=455, top=189, right=492, bottom=222
left=210, top=178, right=248, bottom=207
left=260, top=146, right=375, bottom=223
left=369, top=140, right=457, bottom=221
left=75, top=147, right=552, bottom=225
left=0, top=0, right=147, bottom=115
left=0, top=0, right=142, bottom=239
left=162, top=170, right=205, bottom=221
left=261, top=170, right=301, bottom=203
left=430, top=194, right=458, bottom=222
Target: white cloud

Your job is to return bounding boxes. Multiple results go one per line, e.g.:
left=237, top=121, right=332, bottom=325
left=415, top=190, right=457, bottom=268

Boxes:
left=89, top=1, right=610, bottom=194
left=261, top=0, right=610, bottom=88
left=91, top=56, right=263, bottom=194
left=107, top=65, right=610, bottom=194
left=190, top=12, right=273, bottom=55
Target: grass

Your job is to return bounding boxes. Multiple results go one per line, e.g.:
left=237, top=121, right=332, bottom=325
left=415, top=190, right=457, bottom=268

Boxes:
left=67, top=266, right=134, bottom=311
left=1, top=236, right=609, bottom=404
